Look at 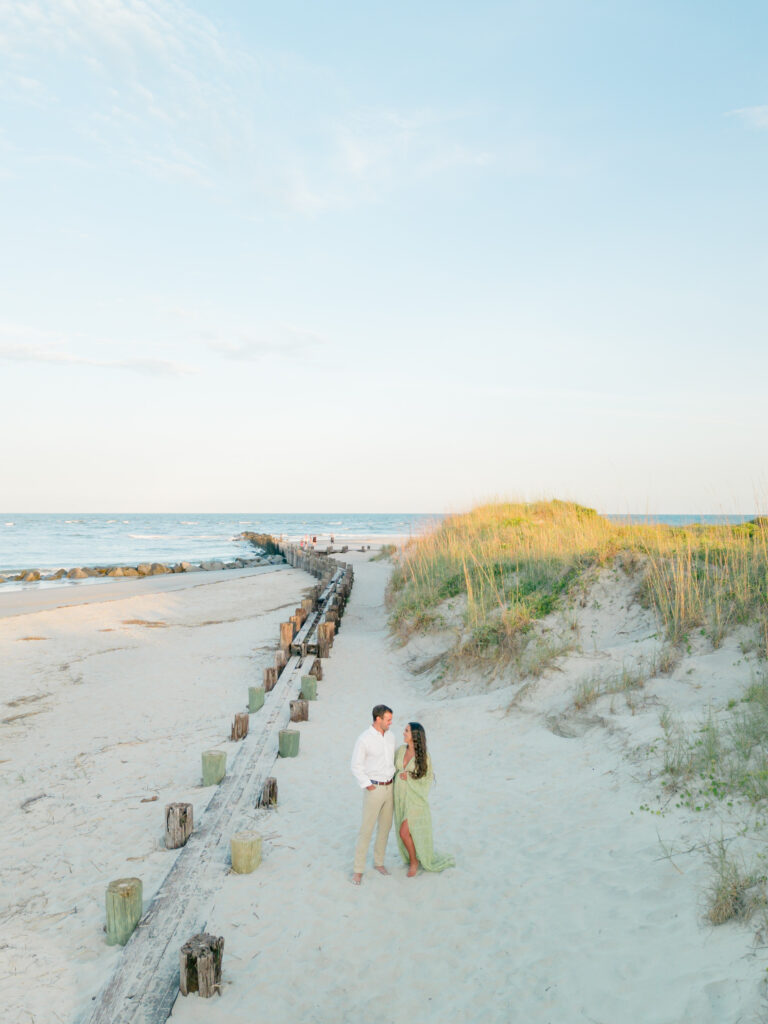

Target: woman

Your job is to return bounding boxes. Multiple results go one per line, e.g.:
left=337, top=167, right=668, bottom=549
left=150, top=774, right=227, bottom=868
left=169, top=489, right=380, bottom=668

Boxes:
left=394, top=722, right=455, bottom=877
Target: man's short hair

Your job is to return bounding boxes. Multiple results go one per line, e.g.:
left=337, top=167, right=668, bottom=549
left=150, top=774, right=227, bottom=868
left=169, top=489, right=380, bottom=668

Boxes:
left=372, top=704, right=392, bottom=721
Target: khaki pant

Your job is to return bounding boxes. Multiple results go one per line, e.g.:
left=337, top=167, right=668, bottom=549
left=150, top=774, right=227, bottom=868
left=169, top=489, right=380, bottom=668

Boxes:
left=353, top=784, right=394, bottom=874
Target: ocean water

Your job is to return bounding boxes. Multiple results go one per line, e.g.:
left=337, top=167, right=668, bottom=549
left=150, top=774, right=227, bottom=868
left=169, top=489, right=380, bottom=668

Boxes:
left=0, top=513, right=441, bottom=573
left=0, top=512, right=756, bottom=576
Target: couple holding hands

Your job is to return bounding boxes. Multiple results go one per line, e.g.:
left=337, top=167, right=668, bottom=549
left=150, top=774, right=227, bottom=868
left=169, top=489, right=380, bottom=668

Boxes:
left=350, top=704, right=455, bottom=885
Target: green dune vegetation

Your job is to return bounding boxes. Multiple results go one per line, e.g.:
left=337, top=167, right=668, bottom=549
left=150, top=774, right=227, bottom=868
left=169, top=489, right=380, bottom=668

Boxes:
left=389, top=500, right=768, bottom=657
left=388, top=500, right=768, bottom=924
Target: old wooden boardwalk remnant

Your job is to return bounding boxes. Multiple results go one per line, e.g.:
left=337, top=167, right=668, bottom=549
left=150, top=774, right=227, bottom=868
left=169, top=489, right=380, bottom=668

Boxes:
left=84, top=540, right=353, bottom=1024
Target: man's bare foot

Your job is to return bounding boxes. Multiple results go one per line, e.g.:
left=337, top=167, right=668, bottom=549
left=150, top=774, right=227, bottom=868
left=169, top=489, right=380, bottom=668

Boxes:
left=374, top=865, right=390, bottom=875
left=407, top=863, right=419, bottom=877
left=351, top=873, right=362, bottom=885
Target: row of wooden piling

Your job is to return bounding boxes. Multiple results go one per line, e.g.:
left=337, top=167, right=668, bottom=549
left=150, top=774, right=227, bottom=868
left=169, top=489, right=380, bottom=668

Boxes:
left=99, top=538, right=354, bottom=1004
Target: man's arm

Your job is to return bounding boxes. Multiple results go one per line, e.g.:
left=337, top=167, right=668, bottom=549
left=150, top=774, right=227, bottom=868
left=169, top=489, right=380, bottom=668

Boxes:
left=351, top=733, right=372, bottom=789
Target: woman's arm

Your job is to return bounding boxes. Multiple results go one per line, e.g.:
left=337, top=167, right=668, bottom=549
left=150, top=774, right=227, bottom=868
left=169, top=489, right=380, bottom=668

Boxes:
left=404, top=756, right=433, bottom=795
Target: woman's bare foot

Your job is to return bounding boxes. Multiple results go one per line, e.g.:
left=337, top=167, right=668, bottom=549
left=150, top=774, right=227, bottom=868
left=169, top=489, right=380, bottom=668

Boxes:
left=351, top=873, right=362, bottom=885
left=374, top=865, right=390, bottom=875
left=407, top=862, right=419, bottom=877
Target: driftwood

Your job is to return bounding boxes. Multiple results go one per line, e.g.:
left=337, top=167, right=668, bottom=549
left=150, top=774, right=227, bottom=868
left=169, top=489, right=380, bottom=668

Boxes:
left=230, top=712, right=249, bottom=741
left=179, top=933, right=223, bottom=998
left=290, top=699, right=309, bottom=722
left=20, top=792, right=49, bottom=811
left=106, top=877, right=142, bottom=946
left=230, top=831, right=262, bottom=873
left=165, top=803, right=193, bottom=850
left=257, top=776, right=278, bottom=807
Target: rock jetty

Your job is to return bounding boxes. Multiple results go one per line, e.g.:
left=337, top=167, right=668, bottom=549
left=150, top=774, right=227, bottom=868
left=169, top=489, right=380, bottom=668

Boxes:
left=0, top=550, right=284, bottom=586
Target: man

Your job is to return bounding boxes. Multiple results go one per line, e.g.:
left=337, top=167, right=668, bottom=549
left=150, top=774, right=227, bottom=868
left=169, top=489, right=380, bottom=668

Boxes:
left=350, top=704, right=395, bottom=885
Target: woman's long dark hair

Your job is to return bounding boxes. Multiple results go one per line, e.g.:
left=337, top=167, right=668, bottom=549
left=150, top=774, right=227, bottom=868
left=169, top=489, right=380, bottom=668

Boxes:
left=409, top=722, right=428, bottom=780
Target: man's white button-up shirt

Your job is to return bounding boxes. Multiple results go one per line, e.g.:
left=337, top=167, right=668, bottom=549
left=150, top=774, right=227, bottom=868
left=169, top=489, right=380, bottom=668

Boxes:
left=350, top=725, right=396, bottom=789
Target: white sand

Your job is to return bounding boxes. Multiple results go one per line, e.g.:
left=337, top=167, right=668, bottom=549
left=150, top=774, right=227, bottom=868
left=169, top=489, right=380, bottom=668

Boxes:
left=0, top=564, right=313, bottom=1024
left=1, top=554, right=765, bottom=1023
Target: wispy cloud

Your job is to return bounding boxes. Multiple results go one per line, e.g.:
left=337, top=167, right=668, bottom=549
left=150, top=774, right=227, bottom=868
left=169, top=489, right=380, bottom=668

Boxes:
left=0, top=0, right=240, bottom=185
left=0, top=1, right=501, bottom=206
left=0, top=325, right=195, bottom=377
left=728, top=105, right=768, bottom=129
left=284, top=106, right=495, bottom=213
left=204, top=325, right=327, bottom=361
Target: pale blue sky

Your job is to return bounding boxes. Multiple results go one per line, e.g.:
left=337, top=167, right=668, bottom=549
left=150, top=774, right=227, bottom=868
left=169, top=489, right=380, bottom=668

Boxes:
left=1, top=1, right=766, bottom=513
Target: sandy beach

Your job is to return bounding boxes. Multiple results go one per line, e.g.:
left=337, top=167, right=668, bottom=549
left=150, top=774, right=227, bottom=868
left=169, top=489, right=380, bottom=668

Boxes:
left=1, top=550, right=765, bottom=1023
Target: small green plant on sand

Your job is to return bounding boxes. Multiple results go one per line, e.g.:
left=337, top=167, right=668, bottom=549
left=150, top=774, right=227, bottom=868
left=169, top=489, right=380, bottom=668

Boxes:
left=572, top=661, right=650, bottom=712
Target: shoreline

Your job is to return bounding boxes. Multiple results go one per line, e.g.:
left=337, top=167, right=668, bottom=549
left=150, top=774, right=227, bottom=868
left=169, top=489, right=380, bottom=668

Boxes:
left=0, top=563, right=285, bottom=619
left=0, top=536, right=401, bottom=587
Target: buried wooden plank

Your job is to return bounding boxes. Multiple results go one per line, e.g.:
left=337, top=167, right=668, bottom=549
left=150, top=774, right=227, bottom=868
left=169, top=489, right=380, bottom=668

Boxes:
left=84, top=652, right=314, bottom=1024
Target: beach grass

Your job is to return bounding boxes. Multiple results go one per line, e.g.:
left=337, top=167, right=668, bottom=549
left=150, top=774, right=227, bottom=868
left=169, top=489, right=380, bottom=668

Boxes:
left=370, top=544, right=397, bottom=562
left=705, top=838, right=766, bottom=925
left=387, top=501, right=768, bottom=668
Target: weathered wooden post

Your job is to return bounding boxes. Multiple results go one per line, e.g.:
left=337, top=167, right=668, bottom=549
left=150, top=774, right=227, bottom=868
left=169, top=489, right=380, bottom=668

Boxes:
left=180, top=933, right=224, bottom=998
left=300, top=676, right=317, bottom=701
left=105, top=877, right=142, bottom=946
left=309, top=658, right=323, bottom=681
left=290, top=613, right=302, bottom=635
left=318, top=621, right=335, bottom=658
left=301, top=597, right=314, bottom=615
left=278, top=729, right=300, bottom=757
left=230, top=712, right=249, bottom=741
left=257, top=777, right=278, bottom=807
left=263, top=666, right=278, bottom=692
left=317, top=631, right=328, bottom=659
left=230, top=831, right=262, bottom=873
left=275, top=649, right=287, bottom=675
left=165, top=803, right=193, bottom=849
left=248, top=686, right=265, bottom=712
left=202, top=749, right=226, bottom=786
left=290, top=699, right=309, bottom=722
left=279, top=621, right=294, bottom=656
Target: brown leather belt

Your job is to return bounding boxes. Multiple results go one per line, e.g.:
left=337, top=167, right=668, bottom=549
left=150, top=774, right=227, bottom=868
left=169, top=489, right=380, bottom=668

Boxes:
left=370, top=778, right=394, bottom=786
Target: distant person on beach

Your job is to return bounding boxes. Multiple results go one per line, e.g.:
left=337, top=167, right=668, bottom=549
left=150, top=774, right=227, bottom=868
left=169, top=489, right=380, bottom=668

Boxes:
left=394, top=722, right=455, bottom=877
left=350, top=704, right=395, bottom=885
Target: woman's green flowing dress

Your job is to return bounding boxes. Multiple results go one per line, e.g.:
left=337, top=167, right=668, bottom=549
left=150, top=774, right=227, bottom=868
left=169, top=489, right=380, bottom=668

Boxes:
left=393, top=745, right=455, bottom=872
